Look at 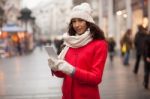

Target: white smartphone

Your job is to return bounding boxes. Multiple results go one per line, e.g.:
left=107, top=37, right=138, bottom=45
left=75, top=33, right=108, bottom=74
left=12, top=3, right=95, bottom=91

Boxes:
left=44, top=46, right=58, bottom=59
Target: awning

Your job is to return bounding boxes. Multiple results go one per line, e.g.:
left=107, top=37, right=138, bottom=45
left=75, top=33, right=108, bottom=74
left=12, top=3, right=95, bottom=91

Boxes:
left=2, top=23, right=25, bottom=32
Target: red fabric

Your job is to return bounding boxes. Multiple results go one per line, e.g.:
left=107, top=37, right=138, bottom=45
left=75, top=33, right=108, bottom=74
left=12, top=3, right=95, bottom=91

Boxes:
left=53, top=40, right=108, bottom=99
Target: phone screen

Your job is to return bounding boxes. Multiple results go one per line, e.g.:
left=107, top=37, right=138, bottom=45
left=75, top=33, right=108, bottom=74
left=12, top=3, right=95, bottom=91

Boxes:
left=44, top=46, right=58, bottom=59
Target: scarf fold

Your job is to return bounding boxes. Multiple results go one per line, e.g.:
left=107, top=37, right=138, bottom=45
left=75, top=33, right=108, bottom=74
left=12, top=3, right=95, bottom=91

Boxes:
left=58, top=30, right=92, bottom=59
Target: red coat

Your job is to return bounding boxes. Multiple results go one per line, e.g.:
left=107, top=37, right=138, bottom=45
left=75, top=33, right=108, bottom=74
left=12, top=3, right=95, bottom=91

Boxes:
left=53, top=40, right=108, bottom=99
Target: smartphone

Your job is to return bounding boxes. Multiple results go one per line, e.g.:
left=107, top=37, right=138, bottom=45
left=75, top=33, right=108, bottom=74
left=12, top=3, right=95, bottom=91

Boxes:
left=44, top=46, right=58, bottom=59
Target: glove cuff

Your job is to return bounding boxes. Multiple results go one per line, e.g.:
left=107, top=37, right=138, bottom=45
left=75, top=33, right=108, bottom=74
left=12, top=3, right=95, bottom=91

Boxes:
left=70, top=68, right=76, bottom=77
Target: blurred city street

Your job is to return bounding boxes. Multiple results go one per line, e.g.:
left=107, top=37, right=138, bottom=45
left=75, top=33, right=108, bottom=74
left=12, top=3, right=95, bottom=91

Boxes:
left=0, top=47, right=150, bottom=99
left=0, top=47, right=62, bottom=99
left=0, top=0, right=150, bottom=99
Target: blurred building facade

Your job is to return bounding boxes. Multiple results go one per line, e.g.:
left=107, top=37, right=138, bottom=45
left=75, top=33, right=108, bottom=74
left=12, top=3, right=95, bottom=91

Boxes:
left=31, top=0, right=73, bottom=40
left=0, top=0, right=150, bottom=50
left=0, top=0, right=37, bottom=58
left=3, top=0, right=20, bottom=24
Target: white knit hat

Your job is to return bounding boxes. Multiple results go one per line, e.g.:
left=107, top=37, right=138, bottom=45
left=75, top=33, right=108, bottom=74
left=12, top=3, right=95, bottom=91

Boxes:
left=69, top=2, right=95, bottom=24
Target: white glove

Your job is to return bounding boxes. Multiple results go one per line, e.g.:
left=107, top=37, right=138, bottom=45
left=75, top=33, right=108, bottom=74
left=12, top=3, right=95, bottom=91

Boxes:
left=48, top=58, right=58, bottom=71
left=56, top=60, right=75, bottom=76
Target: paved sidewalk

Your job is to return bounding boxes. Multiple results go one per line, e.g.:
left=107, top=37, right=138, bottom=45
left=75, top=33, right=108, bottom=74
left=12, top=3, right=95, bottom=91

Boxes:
left=0, top=48, right=150, bottom=99
left=100, top=55, right=150, bottom=99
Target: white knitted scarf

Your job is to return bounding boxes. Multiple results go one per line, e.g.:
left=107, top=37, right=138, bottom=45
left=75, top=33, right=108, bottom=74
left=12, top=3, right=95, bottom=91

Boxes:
left=58, top=30, right=92, bottom=59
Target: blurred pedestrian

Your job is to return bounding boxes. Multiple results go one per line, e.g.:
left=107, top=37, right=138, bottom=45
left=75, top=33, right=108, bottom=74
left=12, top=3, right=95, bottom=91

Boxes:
left=143, top=31, right=150, bottom=89
left=54, top=38, right=64, bottom=55
left=133, top=25, right=147, bottom=74
left=48, top=2, right=108, bottom=99
left=37, top=38, right=43, bottom=51
left=107, top=34, right=116, bottom=65
left=120, top=29, right=133, bottom=65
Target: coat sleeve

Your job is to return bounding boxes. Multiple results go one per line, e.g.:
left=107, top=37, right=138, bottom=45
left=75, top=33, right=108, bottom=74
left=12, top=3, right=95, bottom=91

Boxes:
left=73, top=41, right=108, bottom=85
left=144, top=36, right=150, bottom=58
left=51, top=70, right=66, bottom=78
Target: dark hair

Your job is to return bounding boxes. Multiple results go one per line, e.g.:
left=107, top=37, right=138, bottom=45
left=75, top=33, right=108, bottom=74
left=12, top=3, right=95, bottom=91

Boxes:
left=138, top=25, right=143, bottom=30
left=125, top=29, right=132, bottom=35
left=68, top=21, right=105, bottom=40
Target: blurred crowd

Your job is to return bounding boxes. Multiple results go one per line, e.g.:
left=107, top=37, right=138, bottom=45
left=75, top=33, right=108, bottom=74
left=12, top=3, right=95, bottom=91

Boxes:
left=0, top=33, right=34, bottom=58
left=107, top=24, right=150, bottom=89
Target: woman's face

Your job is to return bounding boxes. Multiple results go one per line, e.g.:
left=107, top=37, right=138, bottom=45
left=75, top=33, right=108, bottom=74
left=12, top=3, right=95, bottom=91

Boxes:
left=72, top=18, right=88, bottom=35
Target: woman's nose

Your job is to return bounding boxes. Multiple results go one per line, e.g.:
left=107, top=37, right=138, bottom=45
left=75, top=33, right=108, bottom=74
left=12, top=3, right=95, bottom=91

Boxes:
left=74, top=22, right=79, bottom=27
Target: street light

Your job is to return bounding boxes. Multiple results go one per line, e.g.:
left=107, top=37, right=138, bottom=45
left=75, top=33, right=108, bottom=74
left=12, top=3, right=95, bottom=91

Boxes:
left=18, top=8, right=35, bottom=32
left=17, top=8, right=35, bottom=52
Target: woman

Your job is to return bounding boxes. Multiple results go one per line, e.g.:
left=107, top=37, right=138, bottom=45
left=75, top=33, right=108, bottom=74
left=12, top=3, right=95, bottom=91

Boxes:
left=48, top=3, right=108, bottom=99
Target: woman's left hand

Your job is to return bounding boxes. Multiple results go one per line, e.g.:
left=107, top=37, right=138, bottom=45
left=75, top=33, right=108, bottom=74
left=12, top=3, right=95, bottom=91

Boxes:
left=48, top=58, right=58, bottom=71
